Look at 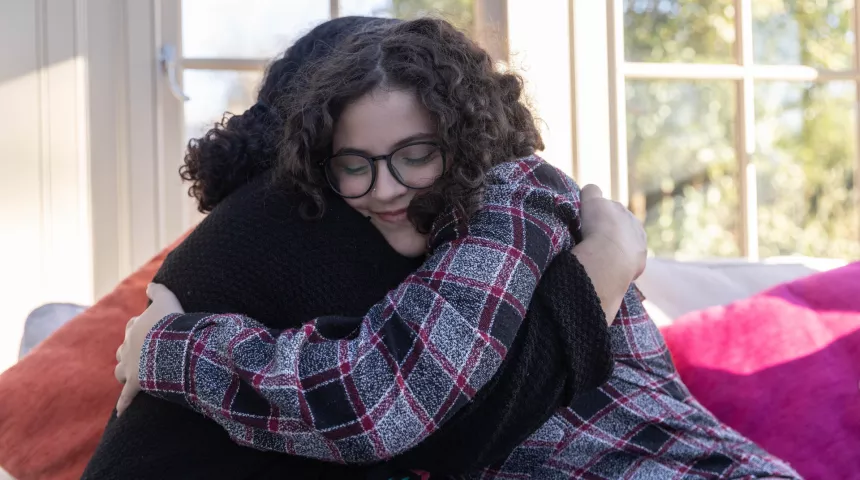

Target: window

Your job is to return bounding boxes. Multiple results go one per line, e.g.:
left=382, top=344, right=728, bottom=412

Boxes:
left=179, top=0, right=331, bottom=144
left=340, top=0, right=475, bottom=35
left=168, top=0, right=477, bottom=230
left=178, top=0, right=475, bottom=147
left=170, top=0, right=856, bottom=260
left=616, top=0, right=860, bottom=260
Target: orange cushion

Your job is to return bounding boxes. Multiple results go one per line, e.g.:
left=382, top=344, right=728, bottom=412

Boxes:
left=0, top=235, right=186, bottom=480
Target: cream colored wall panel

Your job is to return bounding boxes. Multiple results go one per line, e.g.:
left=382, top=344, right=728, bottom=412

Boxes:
left=125, top=0, right=162, bottom=271
left=86, top=0, right=169, bottom=298
left=0, top=0, right=42, bottom=372
left=85, top=0, right=126, bottom=298
left=0, top=0, right=92, bottom=373
left=42, top=0, right=93, bottom=306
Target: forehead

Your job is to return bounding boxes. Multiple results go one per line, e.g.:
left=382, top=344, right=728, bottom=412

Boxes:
left=333, top=88, right=435, bottom=154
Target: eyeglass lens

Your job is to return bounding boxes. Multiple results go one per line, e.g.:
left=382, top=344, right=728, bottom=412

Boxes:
left=325, top=143, right=444, bottom=198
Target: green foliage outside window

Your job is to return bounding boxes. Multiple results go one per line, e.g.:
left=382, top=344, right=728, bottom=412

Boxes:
left=625, top=0, right=858, bottom=259
left=389, top=0, right=474, bottom=35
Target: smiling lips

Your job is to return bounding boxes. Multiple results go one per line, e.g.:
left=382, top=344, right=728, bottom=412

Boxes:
left=373, top=208, right=409, bottom=223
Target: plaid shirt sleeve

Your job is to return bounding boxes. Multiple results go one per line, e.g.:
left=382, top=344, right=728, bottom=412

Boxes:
left=138, top=156, right=582, bottom=463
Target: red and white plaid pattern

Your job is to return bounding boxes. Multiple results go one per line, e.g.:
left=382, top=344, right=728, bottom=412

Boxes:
left=472, top=287, right=799, bottom=479
left=140, top=156, right=799, bottom=478
left=140, top=156, right=579, bottom=462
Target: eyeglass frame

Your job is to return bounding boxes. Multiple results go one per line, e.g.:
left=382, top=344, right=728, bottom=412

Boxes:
left=318, top=141, right=447, bottom=199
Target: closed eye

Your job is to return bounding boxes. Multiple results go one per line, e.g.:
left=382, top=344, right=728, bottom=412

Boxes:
left=342, top=165, right=370, bottom=175
left=402, top=155, right=433, bottom=166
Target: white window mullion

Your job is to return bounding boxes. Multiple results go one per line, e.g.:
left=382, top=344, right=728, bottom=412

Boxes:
left=181, top=58, right=268, bottom=71
left=507, top=0, right=577, bottom=179
left=625, top=62, right=860, bottom=82
left=606, top=0, right=627, bottom=204
left=735, top=0, right=758, bottom=260
left=568, top=0, right=616, bottom=195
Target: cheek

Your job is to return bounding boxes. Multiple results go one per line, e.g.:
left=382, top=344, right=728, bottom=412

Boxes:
left=343, top=197, right=369, bottom=214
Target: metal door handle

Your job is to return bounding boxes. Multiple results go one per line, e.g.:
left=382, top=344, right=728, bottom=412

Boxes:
left=159, top=44, right=190, bottom=102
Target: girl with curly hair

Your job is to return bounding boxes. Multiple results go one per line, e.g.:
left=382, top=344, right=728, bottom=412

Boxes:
left=111, top=16, right=797, bottom=480
left=89, top=16, right=623, bottom=480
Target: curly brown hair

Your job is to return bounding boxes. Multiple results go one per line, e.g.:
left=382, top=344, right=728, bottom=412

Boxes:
left=276, top=17, right=543, bottom=233
left=178, top=16, right=399, bottom=213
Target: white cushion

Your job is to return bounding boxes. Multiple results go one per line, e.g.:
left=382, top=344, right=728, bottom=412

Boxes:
left=636, top=257, right=845, bottom=325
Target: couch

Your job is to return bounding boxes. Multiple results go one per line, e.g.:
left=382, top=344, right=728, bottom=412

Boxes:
left=0, top=255, right=845, bottom=480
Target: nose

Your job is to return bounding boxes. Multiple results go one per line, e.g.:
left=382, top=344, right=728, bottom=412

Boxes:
left=371, top=161, right=407, bottom=201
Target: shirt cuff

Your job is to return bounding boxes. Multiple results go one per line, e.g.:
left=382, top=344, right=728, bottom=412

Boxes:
left=137, top=312, right=211, bottom=410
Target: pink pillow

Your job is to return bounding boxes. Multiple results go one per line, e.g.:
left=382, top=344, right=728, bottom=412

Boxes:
left=662, top=262, right=860, bottom=479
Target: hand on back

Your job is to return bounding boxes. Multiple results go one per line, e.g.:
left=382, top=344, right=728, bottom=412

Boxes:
left=577, top=184, right=647, bottom=284
left=114, top=283, right=184, bottom=415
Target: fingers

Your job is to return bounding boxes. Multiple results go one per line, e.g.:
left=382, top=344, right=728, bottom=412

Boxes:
left=146, top=283, right=170, bottom=301
left=116, top=384, right=134, bottom=417
left=117, top=316, right=136, bottom=363
left=114, top=361, right=126, bottom=384
left=581, top=184, right=603, bottom=201
left=147, top=283, right=184, bottom=313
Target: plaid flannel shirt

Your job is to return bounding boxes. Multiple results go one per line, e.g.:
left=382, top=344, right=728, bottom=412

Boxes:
left=469, top=286, right=800, bottom=479
left=140, top=156, right=800, bottom=478
left=140, top=156, right=580, bottom=463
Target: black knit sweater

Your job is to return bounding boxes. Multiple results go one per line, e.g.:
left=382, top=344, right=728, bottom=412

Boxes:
left=82, top=175, right=612, bottom=479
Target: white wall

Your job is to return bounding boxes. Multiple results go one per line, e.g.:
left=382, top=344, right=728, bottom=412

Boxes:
left=0, top=0, right=184, bottom=374
left=0, top=0, right=93, bottom=373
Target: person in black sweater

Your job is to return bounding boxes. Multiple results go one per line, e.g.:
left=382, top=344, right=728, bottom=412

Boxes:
left=111, top=16, right=798, bottom=480
left=88, top=17, right=639, bottom=480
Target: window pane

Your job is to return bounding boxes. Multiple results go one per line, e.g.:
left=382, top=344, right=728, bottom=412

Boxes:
left=339, top=0, right=394, bottom=16
left=183, top=69, right=264, bottom=142
left=623, top=0, right=735, bottom=63
left=626, top=80, right=740, bottom=258
left=340, top=0, right=475, bottom=35
left=754, top=81, right=859, bottom=260
left=182, top=0, right=330, bottom=59
left=752, top=0, right=854, bottom=69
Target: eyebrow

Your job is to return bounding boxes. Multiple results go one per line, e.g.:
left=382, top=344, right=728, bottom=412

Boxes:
left=334, top=132, right=437, bottom=156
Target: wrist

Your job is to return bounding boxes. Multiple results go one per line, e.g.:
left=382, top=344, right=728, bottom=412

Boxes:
left=572, top=238, right=634, bottom=324
left=573, top=236, right=636, bottom=286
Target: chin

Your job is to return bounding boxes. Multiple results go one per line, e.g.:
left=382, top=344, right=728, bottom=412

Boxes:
left=392, top=244, right=427, bottom=258
left=387, top=236, right=428, bottom=258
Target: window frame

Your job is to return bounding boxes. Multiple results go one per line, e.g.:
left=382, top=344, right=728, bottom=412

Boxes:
left=158, top=0, right=859, bottom=261
left=159, top=0, right=509, bottom=237
left=606, top=0, right=860, bottom=260
left=157, top=0, right=343, bottom=241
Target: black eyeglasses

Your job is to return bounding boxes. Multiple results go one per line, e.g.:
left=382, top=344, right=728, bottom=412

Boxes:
left=320, top=141, right=446, bottom=199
